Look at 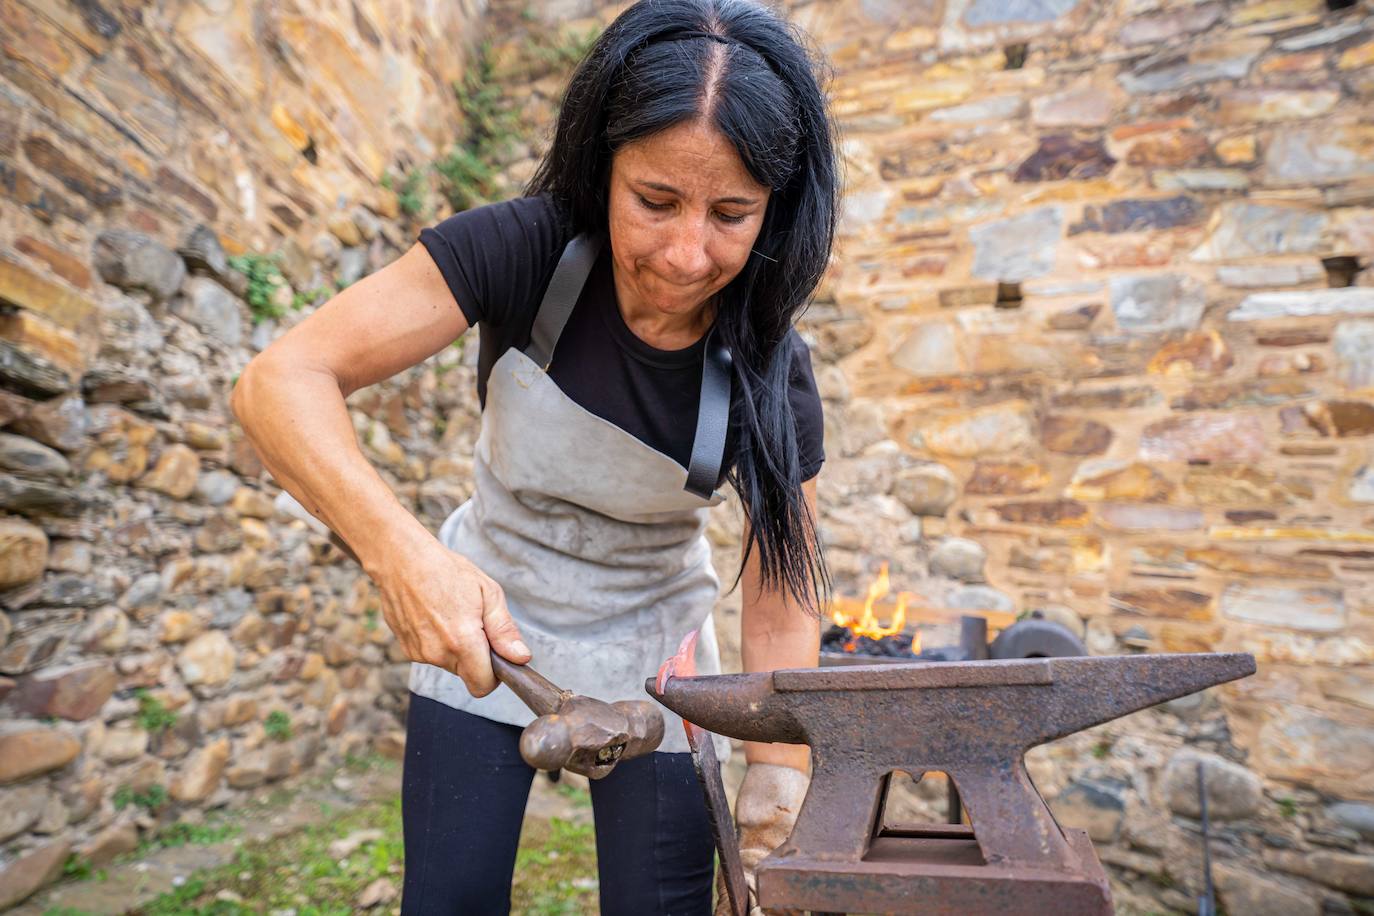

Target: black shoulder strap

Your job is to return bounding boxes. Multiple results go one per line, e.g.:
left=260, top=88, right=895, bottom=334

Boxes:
left=523, top=232, right=604, bottom=369
left=523, top=231, right=731, bottom=500
left=684, top=327, right=732, bottom=499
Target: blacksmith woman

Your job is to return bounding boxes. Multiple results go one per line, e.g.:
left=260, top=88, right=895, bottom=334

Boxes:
left=232, top=0, right=837, bottom=911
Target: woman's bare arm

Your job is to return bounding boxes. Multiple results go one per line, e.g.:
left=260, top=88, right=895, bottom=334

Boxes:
left=231, top=243, right=529, bottom=694
left=738, top=477, right=821, bottom=771
left=232, top=244, right=461, bottom=567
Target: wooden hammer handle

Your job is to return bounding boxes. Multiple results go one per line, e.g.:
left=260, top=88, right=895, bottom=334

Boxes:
left=489, top=652, right=568, bottom=716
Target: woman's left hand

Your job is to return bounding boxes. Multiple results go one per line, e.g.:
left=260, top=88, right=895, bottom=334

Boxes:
left=716, top=762, right=809, bottom=916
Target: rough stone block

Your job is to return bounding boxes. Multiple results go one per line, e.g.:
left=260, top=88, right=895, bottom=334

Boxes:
left=0, top=728, right=81, bottom=783
left=10, top=662, right=117, bottom=720
left=0, top=838, right=70, bottom=909
left=92, top=230, right=185, bottom=302
left=1050, top=778, right=1126, bottom=843
left=1222, top=584, right=1345, bottom=632
left=1109, top=274, right=1205, bottom=334
left=1161, top=748, right=1263, bottom=819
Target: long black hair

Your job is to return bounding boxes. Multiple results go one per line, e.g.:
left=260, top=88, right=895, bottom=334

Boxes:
left=526, top=0, right=837, bottom=611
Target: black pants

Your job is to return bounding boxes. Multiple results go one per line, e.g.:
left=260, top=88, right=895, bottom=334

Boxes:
left=401, top=692, right=714, bottom=915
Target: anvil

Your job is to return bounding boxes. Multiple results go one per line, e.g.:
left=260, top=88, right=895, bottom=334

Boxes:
left=648, top=652, right=1255, bottom=915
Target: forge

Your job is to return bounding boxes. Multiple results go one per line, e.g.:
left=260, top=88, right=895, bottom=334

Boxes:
left=649, top=652, right=1256, bottom=915
left=819, top=563, right=1087, bottom=667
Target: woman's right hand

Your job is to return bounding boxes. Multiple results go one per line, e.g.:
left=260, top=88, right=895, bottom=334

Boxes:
left=370, top=534, right=531, bottom=697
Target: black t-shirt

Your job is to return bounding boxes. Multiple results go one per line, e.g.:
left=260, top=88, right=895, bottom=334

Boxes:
left=417, top=194, right=825, bottom=483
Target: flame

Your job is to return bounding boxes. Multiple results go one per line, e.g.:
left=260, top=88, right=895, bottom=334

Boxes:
left=831, top=563, right=921, bottom=653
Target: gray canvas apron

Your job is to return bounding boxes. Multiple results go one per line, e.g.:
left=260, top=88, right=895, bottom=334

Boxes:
left=410, top=234, right=732, bottom=756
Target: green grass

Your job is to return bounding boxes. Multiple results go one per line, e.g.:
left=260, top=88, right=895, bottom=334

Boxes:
left=342, top=752, right=383, bottom=774
left=554, top=782, right=593, bottom=810
left=511, top=817, right=599, bottom=915
left=118, top=789, right=599, bottom=915
left=126, top=796, right=405, bottom=915
left=139, top=819, right=240, bottom=853
left=60, top=854, right=105, bottom=883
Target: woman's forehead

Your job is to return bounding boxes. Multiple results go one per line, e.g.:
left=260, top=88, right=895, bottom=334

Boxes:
left=612, top=121, right=769, bottom=198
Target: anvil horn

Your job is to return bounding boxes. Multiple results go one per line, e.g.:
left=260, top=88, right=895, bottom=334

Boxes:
left=645, top=672, right=807, bottom=744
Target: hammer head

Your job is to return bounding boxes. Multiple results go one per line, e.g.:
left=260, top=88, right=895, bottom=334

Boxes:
left=519, top=696, right=665, bottom=779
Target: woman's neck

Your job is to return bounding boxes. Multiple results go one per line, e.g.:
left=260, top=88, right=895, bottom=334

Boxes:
left=611, top=263, right=715, bottom=351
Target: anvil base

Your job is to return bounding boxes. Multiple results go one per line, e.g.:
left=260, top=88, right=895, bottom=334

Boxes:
left=758, top=824, right=1111, bottom=916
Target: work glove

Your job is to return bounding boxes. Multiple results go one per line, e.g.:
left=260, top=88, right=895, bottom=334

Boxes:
left=715, top=762, right=810, bottom=916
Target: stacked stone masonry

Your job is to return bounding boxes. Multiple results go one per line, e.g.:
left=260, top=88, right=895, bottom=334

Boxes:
left=0, top=0, right=498, bottom=909
left=1, top=0, right=1373, bottom=912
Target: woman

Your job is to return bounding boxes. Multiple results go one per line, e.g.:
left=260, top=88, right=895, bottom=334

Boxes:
left=232, top=1, right=837, bottom=912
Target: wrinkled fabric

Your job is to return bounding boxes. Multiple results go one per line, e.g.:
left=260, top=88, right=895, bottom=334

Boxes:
left=409, top=345, right=727, bottom=754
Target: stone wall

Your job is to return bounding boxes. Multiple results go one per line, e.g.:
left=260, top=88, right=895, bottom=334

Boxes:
left=0, top=0, right=501, bottom=907
left=777, top=0, right=1374, bottom=912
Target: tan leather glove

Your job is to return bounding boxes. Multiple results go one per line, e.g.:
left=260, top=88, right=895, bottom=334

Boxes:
left=715, top=762, right=810, bottom=916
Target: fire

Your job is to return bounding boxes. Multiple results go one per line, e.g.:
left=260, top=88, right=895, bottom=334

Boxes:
left=830, top=563, right=921, bottom=654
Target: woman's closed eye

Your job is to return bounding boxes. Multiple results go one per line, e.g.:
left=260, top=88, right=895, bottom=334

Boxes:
left=636, top=194, right=749, bottom=224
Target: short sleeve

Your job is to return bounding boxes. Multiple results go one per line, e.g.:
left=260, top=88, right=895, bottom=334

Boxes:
left=417, top=195, right=567, bottom=328
left=787, top=331, right=826, bottom=481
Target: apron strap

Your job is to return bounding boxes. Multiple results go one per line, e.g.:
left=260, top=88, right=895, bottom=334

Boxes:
left=524, top=232, right=605, bottom=370
left=684, top=327, right=732, bottom=499
left=526, top=231, right=732, bottom=500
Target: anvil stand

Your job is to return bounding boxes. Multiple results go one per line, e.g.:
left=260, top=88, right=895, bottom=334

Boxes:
left=649, top=652, right=1256, bottom=916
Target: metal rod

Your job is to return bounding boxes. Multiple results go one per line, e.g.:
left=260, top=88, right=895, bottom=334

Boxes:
left=960, top=615, right=990, bottom=660
left=1198, top=760, right=1215, bottom=916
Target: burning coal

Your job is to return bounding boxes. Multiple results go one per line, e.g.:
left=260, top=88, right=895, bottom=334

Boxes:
left=826, top=562, right=922, bottom=655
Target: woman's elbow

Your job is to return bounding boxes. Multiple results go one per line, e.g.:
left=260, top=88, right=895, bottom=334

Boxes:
left=230, top=353, right=273, bottom=429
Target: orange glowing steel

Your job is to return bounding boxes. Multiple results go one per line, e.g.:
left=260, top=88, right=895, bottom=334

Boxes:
left=830, top=563, right=920, bottom=652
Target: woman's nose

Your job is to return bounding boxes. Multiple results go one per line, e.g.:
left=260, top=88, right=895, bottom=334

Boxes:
left=660, top=217, right=712, bottom=282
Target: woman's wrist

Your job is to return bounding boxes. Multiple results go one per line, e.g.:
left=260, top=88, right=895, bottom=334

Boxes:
left=743, top=740, right=810, bottom=772
left=351, top=509, right=439, bottom=580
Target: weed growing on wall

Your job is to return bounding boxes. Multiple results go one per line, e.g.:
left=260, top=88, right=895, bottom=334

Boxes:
left=265, top=710, right=293, bottom=742
left=435, top=43, right=515, bottom=213
left=382, top=168, right=428, bottom=219
left=226, top=254, right=294, bottom=323
left=135, top=688, right=178, bottom=734
left=412, top=21, right=604, bottom=218
left=113, top=783, right=169, bottom=812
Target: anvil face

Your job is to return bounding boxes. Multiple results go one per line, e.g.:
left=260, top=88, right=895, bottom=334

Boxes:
left=648, top=652, right=1255, bottom=915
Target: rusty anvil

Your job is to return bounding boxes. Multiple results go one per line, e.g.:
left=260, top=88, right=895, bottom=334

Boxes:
left=648, top=652, right=1255, bottom=915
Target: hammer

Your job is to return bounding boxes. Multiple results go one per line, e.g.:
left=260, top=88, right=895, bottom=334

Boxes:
left=494, top=651, right=666, bottom=780
left=273, top=491, right=665, bottom=779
